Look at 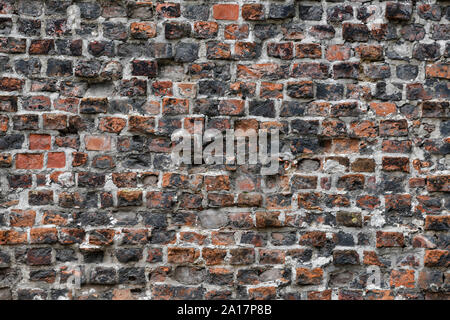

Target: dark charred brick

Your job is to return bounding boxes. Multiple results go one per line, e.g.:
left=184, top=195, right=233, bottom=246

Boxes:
left=0, top=37, right=26, bottom=54
left=103, top=22, right=128, bottom=41
left=268, top=4, right=295, bottom=20
left=400, top=24, right=425, bottom=41
left=164, top=22, right=191, bottom=40
left=55, top=39, right=82, bottom=56
left=418, top=4, right=441, bottom=21
left=299, top=5, right=323, bottom=21
left=0, top=134, right=24, bottom=150
left=385, top=2, right=412, bottom=21
left=413, top=43, right=441, bottom=61
left=46, top=0, right=72, bottom=15
left=431, top=24, right=450, bottom=40
left=292, top=62, right=329, bottom=79
left=75, top=60, right=101, bottom=78
left=13, top=115, right=39, bottom=130
left=79, top=2, right=101, bottom=19
left=46, top=59, right=72, bottom=77
left=309, top=25, right=335, bottom=40
left=317, top=83, right=344, bottom=100
left=183, top=5, right=210, bottom=20
left=334, top=62, right=359, bottom=79
left=18, top=1, right=43, bottom=17
left=115, top=248, right=143, bottom=263
left=337, top=175, right=365, bottom=191
left=286, top=81, right=314, bottom=99
left=80, top=98, right=108, bottom=114
left=199, top=80, right=228, bottom=97
left=29, top=190, right=53, bottom=206
left=27, top=248, right=52, bottom=266
left=333, top=250, right=359, bottom=265
left=131, top=60, right=158, bottom=77
left=17, top=18, right=40, bottom=36
left=267, top=42, right=293, bottom=60
left=342, top=23, right=369, bottom=42
left=22, top=96, right=51, bottom=111
left=254, top=24, right=279, bottom=41
left=88, top=40, right=115, bottom=57
left=327, top=5, right=353, bottom=22
left=0, top=17, right=12, bottom=34
left=336, top=212, right=362, bottom=228
left=396, top=64, right=418, bottom=80
left=174, top=42, right=199, bottom=63
left=45, top=19, right=70, bottom=37
left=249, top=100, right=275, bottom=118
left=380, top=120, right=408, bottom=137
left=357, top=5, right=377, bottom=22
left=89, top=267, right=116, bottom=285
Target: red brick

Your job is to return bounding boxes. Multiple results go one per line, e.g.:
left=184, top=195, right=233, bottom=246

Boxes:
left=85, top=136, right=111, bottom=151
left=224, top=24, right=249, bottom=40
left=370, top=102, right=397, bottom=116
left=296, top=268, right=323, bottom=285
left=376, top=231, right=405, bottom=248
left=0, top=77, right=24, bottom=91
left=242, top=4, right=264, bottom=21
left=296, top=43, right=322, bottom=59
left=47, top=152, right=66, bottom=168
left=99, top=117, right=126, bottom=133
left=326, top=44, right=351, bottom=61
left=43, top=114, right=67, bottom=130
left=213, top=4, right=239, bottom=20
left=168, top=247, right=199, bottom=264
left=16, top=153, right=44, bottom=169
left=29, top=134, right=51, bottom=150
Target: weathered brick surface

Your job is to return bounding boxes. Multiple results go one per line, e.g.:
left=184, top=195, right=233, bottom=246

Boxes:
left=0, top=0, right=448, bottom=300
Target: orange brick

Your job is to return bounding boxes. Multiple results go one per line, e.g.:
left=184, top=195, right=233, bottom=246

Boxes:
left=130, top=22, right=157, bottom=39
left=370, top=102, right=397, bottom=116
left=390, top=269, right=415, bottom=288
left=0, top=230, right=27, bottom=245
left=10, top=209, right=36, bottom=227
left=30, top=227, right=57, bottom=244
left=0, top=115, right=8, bottom=132
left=426, top=63, right=449, bottom=80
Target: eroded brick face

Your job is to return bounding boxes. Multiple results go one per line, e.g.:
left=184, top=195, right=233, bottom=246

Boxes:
left=0, top=0, right=448, bottom=301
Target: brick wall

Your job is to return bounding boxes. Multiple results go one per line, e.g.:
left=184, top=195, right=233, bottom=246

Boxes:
left=0, top=0, right=449, bottom=300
